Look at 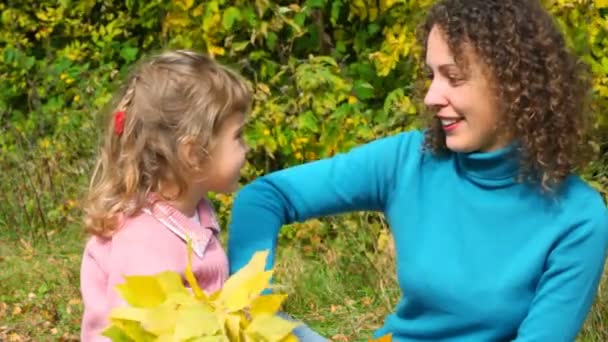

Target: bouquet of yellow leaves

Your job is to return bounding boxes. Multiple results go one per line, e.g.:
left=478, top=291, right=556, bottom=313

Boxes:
left=102, top=244, right=300, bottom=342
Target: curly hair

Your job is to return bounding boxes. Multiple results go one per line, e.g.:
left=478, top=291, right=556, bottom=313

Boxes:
left=84, top=50, right=251, bottom=238
left=418, top=0, right=593, bottom=190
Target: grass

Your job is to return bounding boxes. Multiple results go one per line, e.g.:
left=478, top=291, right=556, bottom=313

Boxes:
left=0, top=218, right=607, bottom=341
left=0, top=231, right=83, bottom=341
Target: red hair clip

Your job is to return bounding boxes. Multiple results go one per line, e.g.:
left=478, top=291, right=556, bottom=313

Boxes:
left=114, top=111, right=125, bottom=136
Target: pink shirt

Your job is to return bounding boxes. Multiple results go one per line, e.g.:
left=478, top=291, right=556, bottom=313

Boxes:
left=79, top=197, right=228, bottom=341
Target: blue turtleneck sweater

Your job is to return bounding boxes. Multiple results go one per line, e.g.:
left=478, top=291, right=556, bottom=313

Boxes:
left=227, top=130, right=608, bottom=341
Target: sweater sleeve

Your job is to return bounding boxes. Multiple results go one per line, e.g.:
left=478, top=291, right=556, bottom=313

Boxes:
left=227, top=130, right=423, bottom=274
left=513, top=194, right=608, bottom=341
left=80, top=241, right=113, bottom=342
left=81, top=229, right=183, bottom=341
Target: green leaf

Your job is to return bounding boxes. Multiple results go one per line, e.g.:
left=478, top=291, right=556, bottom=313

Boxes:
left=294, top=12, right=307, bottom=27
left=356, top=125, right=374, bottom=139
left=330, top=1, right=343, bottom=25
left=602, top=57, right=608, bottom=74
left=120, top=46, right=139, bottom=63
left=222, top=7, right=241, bottom=30
left=266, top=32, right=278, bottom=51
left=347, top=62, right=376, bottom=82
left=368, top=23, right=381, bottom=35
left=306, top=0, right=327, bottom=8
left=352, top=80, right=375, bottom=100
left=232, top=41, right=249, bottom=52
left=240, top=6, right=258, bottom=26
left=3, top=46, right=17, bottom=64
left=332, top=103, right=351, bottom=120
left=298, top=111, right=319, bottom=132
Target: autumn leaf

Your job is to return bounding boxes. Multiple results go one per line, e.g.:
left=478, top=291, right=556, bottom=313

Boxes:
left=108, top=306, right=147, bottom=322
left=369, top=333, right=392, bottom=342
left=114, top=276, right=166, bottom=308
left=104, top=246, right=298, bottom=341
left=250, top=293, right=288, bottom=316
left=224, top=313, right=242, bottom=341
left=184, top=238, right=208, bottom=301
left=173, top=304, right=221, bottom=340
left=219, top=269, right=274, bottom=312
left=105, top=319, right=155, bottom=341
left=245, top=314, right=301, bottom=341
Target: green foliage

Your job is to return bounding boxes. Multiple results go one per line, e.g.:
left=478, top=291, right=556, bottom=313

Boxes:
left=1, top=0, right=608, bottom=298
left=0, top=0, right=428, bottom=236
left=3, top=0, right=608, bottom=237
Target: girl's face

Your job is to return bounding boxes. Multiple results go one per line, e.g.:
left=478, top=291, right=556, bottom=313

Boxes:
left=424, top=25, right=512, bottom=153
left=203, top=113, right=249, bottom=193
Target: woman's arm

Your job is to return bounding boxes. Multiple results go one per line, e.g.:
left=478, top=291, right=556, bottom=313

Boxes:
left=227, top=130, right=424, bottom=274
left=513, top=194, right=608, bottom=341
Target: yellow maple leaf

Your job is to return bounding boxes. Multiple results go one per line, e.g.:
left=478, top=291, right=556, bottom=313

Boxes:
left=224, top=313, right=242, bottom=341
left=173, top=304, right=221, bottom=340
left=139, top=300, right=179, bottom=335
left=108, top=306, right=147, bottom=322
left=114, top=275, right=167, bottom=308
left=155, top=270, right=190, bottom=296
left=104, top=319, right=155, bottom=341
left=218, top=251, right=273, bottom=312
left=369, top=333, right=393, bottom=342
left=246, top=314, right=301, bottom=341
left=250, top=294, right=288, bottom=316
left=103, top=246, right=299, bottom=341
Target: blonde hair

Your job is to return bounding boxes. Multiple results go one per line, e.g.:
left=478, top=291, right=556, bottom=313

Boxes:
left=84, top=50, right=252, bottom=238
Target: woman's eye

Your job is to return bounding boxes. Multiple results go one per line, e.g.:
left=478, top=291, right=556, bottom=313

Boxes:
left=447, top=74, right=465, bottom=86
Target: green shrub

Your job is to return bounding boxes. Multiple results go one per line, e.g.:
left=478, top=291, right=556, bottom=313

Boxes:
left=1, top=0, right=607, bottom=237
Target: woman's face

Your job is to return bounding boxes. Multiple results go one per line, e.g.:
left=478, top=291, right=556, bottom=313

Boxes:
left=424, top=25, right=512, bottom=153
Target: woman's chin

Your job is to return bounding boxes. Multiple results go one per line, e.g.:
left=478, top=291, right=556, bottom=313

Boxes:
left=445, top=136, right=477, bottom=153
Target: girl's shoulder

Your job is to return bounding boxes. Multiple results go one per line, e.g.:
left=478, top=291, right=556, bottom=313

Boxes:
left=83, top=211, right=165, bottom=260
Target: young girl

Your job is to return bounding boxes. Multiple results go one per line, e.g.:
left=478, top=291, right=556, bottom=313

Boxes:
left=79, top=50, right=251, bottom=340
left=227, top=0, right=608, bottom=341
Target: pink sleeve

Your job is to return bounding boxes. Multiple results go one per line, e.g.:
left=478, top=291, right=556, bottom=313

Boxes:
left=81, top=231, right=173, bottom=341
left=80, top=241, right=112, bottom=342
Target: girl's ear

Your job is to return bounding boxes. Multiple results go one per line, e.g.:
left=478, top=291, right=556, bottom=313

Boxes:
left=177, top=135, right=210, bottom=173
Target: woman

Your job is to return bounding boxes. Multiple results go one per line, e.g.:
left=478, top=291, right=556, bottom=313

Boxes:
left=228, top=0, right=608, bottom=340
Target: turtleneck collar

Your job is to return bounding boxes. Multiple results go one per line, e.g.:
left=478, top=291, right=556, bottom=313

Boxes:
left=455, top=143, right=520, bottom=187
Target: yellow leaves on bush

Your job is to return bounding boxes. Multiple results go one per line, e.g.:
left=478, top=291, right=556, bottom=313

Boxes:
left=369, top=24, right=416, bottom=77
left=103, top=247, right=300, bottom=342
left=349, top=0, right=401, bottom=21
